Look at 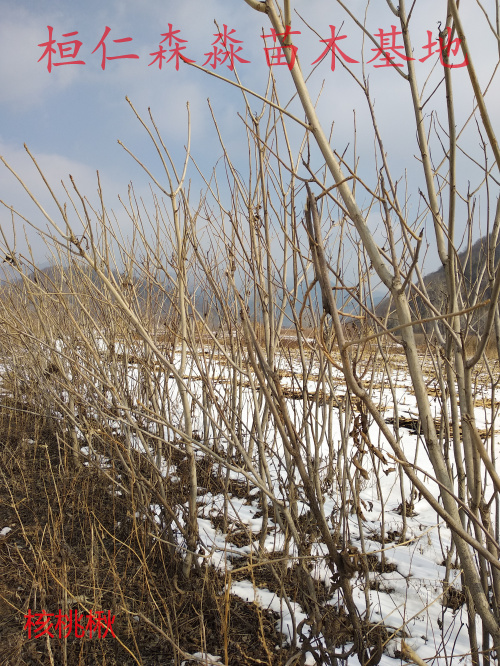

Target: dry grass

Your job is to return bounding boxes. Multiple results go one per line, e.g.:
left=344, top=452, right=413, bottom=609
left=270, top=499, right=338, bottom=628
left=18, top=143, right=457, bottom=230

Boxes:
left=0, top=401, right=299, bottom=666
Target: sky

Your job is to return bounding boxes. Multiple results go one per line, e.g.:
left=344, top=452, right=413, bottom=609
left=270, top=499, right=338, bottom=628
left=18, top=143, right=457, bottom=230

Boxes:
left=0, top=0, right=499, bottom=274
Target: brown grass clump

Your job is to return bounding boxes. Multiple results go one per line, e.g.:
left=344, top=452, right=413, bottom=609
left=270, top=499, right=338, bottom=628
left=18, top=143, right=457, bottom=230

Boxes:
left=0, top=403, right=298, bottom=666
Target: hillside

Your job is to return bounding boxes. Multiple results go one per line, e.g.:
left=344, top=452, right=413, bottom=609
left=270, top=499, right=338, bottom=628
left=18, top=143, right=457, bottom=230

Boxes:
left=376, top=233, right=500, bottom=334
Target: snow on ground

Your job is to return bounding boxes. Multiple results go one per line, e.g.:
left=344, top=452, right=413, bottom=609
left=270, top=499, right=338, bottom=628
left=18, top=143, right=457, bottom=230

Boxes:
left=30, top=342, right=498, bottom=664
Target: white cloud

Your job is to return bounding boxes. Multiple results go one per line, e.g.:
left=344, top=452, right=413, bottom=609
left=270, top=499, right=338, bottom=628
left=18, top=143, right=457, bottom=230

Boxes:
left=0, top=137, right=127, bottom=263
left=0, top=6, right=82, bottom=108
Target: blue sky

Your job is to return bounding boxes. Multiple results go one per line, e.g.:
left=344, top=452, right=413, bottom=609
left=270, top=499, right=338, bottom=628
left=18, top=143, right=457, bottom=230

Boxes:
left=1, top=0, right=499, bottom=270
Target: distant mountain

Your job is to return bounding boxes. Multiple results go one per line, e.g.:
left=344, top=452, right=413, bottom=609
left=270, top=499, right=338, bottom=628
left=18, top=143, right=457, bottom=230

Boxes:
left=376, top=234, right=500, bottom=334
